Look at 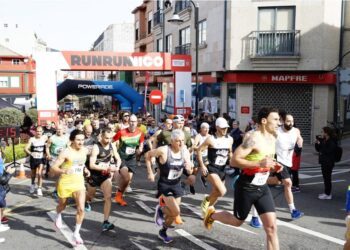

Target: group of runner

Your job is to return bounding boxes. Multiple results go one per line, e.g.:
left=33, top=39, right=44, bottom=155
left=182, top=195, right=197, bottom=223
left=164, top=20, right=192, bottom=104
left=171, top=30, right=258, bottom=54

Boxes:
left=23, top=107, right=305, bottom=249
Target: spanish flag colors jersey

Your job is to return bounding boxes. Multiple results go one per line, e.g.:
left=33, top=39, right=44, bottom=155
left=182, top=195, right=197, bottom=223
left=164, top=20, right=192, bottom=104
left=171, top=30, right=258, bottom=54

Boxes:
left=113, top=128, right=144, bottom=160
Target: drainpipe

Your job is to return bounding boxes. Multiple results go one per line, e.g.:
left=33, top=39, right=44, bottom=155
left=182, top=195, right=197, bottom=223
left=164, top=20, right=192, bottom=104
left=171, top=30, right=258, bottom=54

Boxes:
left=335, top=0, right=345, bottom=123
left=222, top=0, right=227, bottom=70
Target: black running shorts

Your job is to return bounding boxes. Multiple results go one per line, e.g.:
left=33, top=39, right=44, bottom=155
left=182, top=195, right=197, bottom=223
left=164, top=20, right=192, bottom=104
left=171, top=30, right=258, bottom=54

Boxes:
left=233, top=176, right=276, bottom=221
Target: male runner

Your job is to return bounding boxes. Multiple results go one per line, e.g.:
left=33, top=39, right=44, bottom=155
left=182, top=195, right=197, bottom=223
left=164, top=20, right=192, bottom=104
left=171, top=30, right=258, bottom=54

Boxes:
left=86, top=128, right=121, bottom=231
left=197, top=118, right=233, bottom=216
left=203, top=107, right=282, bottom=250
left=51, top=129, right=90, bottom=246
left=113, top=114, right=144, bottom=205
left=24, top=126, right=48, bottom=196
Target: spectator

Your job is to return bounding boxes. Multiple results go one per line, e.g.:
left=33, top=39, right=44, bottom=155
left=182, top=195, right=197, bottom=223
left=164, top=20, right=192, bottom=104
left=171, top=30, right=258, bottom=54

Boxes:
left=291, top=143, right=302, bottom=193
left=315, top=126, right=337, bottom=200
left=229, top=120, right=244, bottom=152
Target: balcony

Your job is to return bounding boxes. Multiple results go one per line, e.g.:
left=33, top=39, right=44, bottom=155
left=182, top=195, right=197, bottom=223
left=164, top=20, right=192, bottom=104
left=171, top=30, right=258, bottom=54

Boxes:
left=175, top=43, right=191, bottom=55
left=153, top=10, right=163, bottom=27
left=175, top=0, right=191, bottom=13
left=246, top=30, right=301, bottom=70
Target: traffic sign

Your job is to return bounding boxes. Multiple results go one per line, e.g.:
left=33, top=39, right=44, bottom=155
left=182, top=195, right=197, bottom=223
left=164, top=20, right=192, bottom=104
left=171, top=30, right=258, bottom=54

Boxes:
left=149, top=90, right=163, bottom=105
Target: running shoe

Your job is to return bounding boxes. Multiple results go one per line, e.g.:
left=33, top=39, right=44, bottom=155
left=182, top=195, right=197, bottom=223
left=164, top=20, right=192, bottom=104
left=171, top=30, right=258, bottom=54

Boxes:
left=73, top=233, right=84, bottom=246
left=115, top=191, right=127, bottom=206
left=291, top=209, right=304, bottom=220
left=318, top=193, right=332, bottom=200
left=292, top=186, right=301, bottom=193
left=37, top=187, right=43, bottom=196
left=0, top=238, right=5, bottom=243
left=102, top=221, right=115, bottom=232
left=203, top=206, right=215, bottom=230
left=154, top=205, right=164, bottom=227
left=0, top=224, right=9, bottom=233
left=1, top=216, right=9, bottom=224
left=126, top=185, right=133, bottom=192
left=189, top=185, right=195, bottom=195
left=200, top=176, right=208, bottom=188
left=158, top=229, right=173, bottom=244
left=29, top=184, right=35, bottom=194
left=249, top=216, right=262, bottom=228
left=201, top=195, right=210, bottom=217
left=174, top=215, right=183, bottom=225
left=85, top=202, right=91, bottom=212
left=159, top=196, right=166, bottom=207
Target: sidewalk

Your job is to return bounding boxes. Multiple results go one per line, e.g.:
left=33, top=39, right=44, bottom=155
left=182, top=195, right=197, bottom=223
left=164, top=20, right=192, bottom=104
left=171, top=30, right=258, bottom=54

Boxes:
left=301, top=137, right=350, bottom=168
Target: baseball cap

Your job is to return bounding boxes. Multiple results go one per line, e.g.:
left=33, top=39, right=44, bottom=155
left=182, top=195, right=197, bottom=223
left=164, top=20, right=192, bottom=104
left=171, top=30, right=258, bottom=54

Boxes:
left=173, top=115, right=185, bottom=123
left=200, top=122, right=210, bottom=129
left=215, top=117, right=229, bottom=128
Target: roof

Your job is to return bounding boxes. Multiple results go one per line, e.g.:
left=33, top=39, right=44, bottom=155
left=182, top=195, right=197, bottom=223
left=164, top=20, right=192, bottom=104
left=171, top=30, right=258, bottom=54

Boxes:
left=0, top=98, right=21, bottom=109
left=0, top=44, right=24, bottom=58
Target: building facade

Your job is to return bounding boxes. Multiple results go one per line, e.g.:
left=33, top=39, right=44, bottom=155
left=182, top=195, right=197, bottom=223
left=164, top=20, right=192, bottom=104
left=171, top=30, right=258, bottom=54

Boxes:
left=0, top=44, right=36, bottom=105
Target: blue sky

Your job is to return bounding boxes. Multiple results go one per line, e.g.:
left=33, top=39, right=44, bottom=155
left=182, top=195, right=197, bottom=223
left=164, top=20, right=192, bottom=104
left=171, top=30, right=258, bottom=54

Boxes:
left=0, top=0, right=138, bottom=50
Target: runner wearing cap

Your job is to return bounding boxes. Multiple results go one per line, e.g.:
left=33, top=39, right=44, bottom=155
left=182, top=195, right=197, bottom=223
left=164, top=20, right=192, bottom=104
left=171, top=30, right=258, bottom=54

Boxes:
left=197, top=117, right=233, bottom=217
left=203, top=107, right=282, bottom=250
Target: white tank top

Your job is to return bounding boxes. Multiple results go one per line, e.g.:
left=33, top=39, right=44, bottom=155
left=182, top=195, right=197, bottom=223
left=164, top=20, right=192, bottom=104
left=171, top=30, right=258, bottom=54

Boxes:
left=276, top=126, right=298, bottom=167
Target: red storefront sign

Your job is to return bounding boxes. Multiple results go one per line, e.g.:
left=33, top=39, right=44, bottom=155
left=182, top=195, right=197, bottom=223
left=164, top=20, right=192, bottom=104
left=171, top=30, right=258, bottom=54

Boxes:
left=223, top=72, right=336, bottom=85
left=241, top=106, right=250, bottom=114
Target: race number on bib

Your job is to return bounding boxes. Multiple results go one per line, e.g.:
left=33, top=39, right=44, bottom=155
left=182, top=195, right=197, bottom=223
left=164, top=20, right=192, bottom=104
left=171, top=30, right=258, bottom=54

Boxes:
left=168, top=169, right=183, bottom=180
left=32, top=152, right=43, bottom=159
left=72, top=164, right=84, bottom=174
left=215, top=156, right=228, bottom=166
left=251, top=172, right=269, bottom=186
left=98, top=162, right=109, bottom=169
left=125, top=146, right=136, bottom=155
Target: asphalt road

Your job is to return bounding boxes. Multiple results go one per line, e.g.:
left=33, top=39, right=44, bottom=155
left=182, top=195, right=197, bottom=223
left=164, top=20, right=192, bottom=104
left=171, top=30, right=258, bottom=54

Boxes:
left=1, top=146, right=350, bottom=250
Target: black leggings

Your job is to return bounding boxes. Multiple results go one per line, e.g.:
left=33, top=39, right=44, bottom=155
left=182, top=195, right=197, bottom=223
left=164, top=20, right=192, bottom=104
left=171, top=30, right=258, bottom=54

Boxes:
left=321, top=164, right=334, bottom=195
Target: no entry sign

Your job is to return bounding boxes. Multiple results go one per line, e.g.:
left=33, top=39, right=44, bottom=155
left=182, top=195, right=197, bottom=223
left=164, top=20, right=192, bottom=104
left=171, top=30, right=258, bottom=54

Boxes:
left=149, top=90, right=163, bottom=105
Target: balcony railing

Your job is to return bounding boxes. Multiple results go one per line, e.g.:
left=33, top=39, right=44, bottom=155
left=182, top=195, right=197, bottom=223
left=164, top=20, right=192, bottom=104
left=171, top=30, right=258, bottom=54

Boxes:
left=175, top=0, right=191, bottom=13
left=175, top=43, right=191, bottom=55
left=153, top=9, right=163, bottom=27
left=247, top=30, right=300, bottom=57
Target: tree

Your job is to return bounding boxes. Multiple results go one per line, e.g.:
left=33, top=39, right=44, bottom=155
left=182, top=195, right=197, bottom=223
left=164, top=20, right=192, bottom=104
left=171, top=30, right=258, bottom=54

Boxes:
left=0, top=108, right=24, bottom=126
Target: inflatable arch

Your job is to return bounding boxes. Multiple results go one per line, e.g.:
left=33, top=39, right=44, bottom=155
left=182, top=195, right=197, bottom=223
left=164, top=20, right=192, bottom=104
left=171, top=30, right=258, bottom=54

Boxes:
left=34, top=51, right=192, bottom=124
left=57, top=79, right=143, bottom=112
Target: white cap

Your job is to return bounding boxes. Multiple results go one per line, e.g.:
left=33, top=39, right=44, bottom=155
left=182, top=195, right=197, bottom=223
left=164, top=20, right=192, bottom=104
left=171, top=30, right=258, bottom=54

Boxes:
left=215, top=117, right=229, bottom=128
left=200, top=122, right=210, bottom=129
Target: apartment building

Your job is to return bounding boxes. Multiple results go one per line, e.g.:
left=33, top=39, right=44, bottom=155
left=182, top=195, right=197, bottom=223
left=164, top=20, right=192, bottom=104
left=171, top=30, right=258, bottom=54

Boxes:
left=0, top=44, right=36, bottom=104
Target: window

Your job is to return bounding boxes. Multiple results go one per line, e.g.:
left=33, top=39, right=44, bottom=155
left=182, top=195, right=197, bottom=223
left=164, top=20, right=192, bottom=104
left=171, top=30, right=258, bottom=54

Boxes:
left=135, top=21, right=139, bottom=40
left=0, top=76, right=20, bottom=88
left=156, top=38, right=163, bottom=52
left=166, top=34, right=172, bottom=53
left=148, top=12, right=153, bottom=34
left=12, top=59, right=20, bottom=65
left=198, top=19, right=207, bottom=44
left=179, top=26, right=190, bottom=45
left=257, top=6, right=296, bottom=55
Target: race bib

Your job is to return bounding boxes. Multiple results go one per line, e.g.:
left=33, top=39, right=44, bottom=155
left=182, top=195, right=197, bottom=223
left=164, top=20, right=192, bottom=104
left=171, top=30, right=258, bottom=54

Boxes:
left=32, top=152, right=43, bottom=159
left=251, top=172, right=269, bottom=186
left=98, top=162, right=109, bottom=169
left=168, top=168, right=183, bottom=180
left=125, top=146, right=136, bottom=155
left=215, top=156, right=228, bottom=166
left=72, top=164, right=84, bottom=174
left=54, top=147, right=63, bottom=155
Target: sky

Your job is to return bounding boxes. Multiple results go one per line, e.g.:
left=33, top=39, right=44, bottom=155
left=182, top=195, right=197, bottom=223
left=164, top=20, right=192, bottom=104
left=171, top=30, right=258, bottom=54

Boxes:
left=0, top=0, right=140, bottom=51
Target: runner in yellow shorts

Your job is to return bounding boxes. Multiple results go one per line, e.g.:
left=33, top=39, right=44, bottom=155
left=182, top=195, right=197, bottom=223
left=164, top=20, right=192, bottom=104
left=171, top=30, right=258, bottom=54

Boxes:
left=50, top=129, right=90, bottom=246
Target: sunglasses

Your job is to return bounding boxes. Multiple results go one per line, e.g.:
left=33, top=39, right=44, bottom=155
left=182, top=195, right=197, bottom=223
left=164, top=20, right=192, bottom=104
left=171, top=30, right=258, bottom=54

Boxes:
left=123, top=115, right=130, bottom=118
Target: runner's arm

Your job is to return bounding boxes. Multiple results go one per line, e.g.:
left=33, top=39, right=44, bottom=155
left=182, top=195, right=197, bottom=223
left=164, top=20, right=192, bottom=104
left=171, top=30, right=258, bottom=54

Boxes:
left=196, top=136, right=213, bottom=175
left=45, top=137, right=52, bottom=160
left=24, top=138, right=32, bottom=156
left=50, top=149, right=69, bottom=175
left=89, top=144, right=105, bottom=171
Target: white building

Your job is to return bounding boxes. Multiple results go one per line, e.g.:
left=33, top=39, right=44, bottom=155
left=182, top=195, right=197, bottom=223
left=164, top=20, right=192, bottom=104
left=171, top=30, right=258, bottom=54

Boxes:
left=0, top=22, right=47, bottom=56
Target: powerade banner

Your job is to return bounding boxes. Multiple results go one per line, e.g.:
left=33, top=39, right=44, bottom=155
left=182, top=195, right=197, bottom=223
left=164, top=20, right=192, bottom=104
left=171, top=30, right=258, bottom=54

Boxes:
left=57, top=79, right=143, bottom=112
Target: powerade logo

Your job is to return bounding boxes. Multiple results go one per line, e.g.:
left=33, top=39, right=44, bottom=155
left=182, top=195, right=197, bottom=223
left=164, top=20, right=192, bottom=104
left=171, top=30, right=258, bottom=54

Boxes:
left=78, top=84, right=113, bottom=89
left=71, top=55, right=164, bottom=67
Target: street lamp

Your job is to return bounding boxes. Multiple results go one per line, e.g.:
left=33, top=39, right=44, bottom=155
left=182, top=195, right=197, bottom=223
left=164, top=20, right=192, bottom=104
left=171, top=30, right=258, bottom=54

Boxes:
left=168, top=0, right=199, bottom=117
